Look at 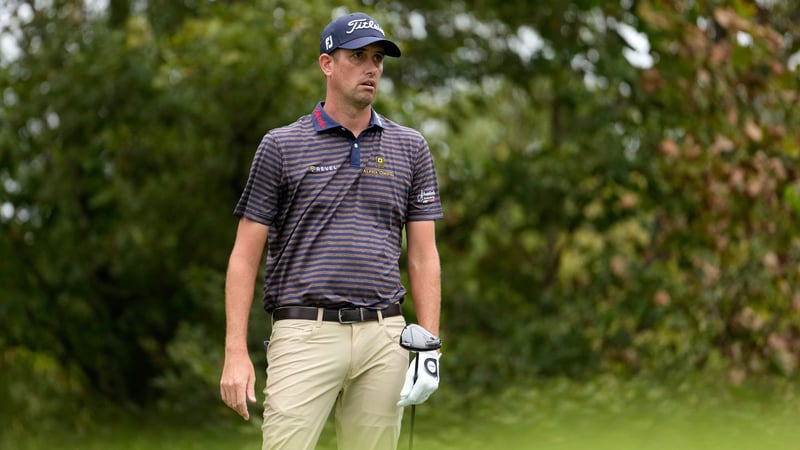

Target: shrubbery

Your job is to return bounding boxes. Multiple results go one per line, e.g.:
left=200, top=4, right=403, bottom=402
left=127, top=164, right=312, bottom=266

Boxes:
left=1, top=0, right=798, bottom=425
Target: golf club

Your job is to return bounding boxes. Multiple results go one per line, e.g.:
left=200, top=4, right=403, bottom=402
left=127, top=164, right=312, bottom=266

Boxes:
left=399, top=324, right=442, bottom=450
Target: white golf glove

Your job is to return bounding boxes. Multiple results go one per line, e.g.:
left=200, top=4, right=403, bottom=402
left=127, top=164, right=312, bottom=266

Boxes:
left=397, top=351, right=441, bottom=406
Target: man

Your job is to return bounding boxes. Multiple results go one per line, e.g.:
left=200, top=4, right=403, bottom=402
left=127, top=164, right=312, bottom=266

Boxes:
left=219, top=11, right=444, bottom=450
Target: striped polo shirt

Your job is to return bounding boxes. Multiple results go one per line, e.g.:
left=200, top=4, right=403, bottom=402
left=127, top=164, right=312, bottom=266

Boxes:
left=234, top=103, right=444, bottom=312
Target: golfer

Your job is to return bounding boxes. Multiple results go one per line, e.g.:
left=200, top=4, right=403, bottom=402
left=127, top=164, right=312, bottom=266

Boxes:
left=220, top=11, right=443, bottom=450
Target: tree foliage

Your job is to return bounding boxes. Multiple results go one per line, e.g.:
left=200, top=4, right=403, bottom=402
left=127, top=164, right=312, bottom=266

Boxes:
left=1, top=0, right=799, bottom=420
left=381, top=0, right=800, bottom=390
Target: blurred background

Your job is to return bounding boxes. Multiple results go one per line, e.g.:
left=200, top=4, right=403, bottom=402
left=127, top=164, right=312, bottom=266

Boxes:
left=2, top=0, right=800, bottom=449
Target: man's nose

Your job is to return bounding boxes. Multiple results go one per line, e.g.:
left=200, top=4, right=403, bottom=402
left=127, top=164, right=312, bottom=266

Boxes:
left=368, top=59, right=381, bottom=73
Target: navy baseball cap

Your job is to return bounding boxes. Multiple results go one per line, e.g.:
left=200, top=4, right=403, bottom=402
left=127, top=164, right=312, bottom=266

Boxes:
left=320, top=12, right=401, bottom=57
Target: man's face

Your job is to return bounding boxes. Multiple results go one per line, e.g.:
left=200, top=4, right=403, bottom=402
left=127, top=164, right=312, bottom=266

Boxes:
left=328, top=44, right=385, bottom=108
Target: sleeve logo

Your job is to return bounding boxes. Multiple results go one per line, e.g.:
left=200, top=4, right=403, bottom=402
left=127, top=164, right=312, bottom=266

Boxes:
left=416, top=189, right=437, bottom=204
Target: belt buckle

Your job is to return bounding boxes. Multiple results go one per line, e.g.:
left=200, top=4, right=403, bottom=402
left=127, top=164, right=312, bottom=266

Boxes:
left=338, top=307, right=364, bottom=324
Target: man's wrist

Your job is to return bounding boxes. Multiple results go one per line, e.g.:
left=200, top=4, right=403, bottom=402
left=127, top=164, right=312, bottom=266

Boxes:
left=224, top=341, right=250, bottom=355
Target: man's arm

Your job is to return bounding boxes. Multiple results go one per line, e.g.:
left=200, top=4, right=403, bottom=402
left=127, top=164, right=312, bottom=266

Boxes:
left=397, top=219, right=442, bottom=407
left=220, top=217, right=269, bottom=420
left=405, top=220, right=441, bottom=336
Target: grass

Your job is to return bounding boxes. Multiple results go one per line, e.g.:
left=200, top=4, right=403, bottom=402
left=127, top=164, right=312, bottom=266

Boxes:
left=4, top=374, right=800, bottom=450
left=420, top=374, right=800, bottom=450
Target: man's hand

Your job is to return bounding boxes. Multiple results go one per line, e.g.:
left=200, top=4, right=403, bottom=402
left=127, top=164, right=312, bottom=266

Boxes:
left=397, top=351, right=441, bottom=406
left=220, top=352, right=257, bottom=420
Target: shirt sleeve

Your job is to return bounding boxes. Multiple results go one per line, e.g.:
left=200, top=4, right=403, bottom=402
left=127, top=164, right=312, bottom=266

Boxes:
left=233, top=133, right=283, bottom=226
left=407, top=137, right=444, bottom=222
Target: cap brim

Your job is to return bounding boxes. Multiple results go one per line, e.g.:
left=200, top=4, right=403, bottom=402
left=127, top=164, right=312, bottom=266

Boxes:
left=338, top=36, right=401, bottom=57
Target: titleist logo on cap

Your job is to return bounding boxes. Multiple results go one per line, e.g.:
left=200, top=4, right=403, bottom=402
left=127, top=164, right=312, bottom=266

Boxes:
left=346, top=18, right=385, bottom=36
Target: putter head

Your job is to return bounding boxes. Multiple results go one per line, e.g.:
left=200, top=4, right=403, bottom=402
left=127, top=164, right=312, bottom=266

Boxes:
left=399, top=324, right=442, bottom=352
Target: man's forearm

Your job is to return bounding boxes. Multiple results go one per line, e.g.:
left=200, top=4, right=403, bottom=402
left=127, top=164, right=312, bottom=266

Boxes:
left=224, top=218, right=269, bottom=354
left=224, top=255, right=259, bottom=353
left=408, top=255, right=441, bottom=336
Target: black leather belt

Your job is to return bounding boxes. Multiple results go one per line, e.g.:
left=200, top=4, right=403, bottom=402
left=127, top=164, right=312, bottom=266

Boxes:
left=272, top=304, right=402, bottom=324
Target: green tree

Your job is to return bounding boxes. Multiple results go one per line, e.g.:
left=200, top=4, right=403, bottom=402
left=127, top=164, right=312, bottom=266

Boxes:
left=386, top=0, right=800, bottom=390
left=1, top=0, right=325, bottom=406
left=2, top=0, right=799, bottom=422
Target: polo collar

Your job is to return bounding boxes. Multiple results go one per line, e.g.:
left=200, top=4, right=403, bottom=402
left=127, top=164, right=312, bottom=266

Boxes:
left=311, top=102, right=385, bottom=133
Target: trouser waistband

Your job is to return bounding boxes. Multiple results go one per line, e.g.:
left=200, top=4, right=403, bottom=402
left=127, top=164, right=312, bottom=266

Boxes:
left=271, top=304, right=402, bottom=324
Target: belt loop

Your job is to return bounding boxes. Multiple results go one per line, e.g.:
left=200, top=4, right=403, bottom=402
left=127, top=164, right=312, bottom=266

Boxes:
left=316, top=307, right=324, bottom=324
left=377, top=310, right=384, bottom=323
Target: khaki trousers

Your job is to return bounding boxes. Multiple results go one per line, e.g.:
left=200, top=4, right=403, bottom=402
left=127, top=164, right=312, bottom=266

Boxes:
left=262, top=312, right=408, bottom=450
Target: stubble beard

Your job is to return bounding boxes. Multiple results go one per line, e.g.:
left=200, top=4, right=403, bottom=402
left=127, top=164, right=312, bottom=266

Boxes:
left=351, top=89, right=376, bottom=110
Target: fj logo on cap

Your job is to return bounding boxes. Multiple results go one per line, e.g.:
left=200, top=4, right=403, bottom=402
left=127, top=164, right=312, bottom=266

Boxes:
left=325, top=35, right=334, bottom=50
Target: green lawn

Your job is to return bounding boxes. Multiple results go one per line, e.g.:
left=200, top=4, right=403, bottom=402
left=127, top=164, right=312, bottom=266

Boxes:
left=423, top=376, right=800, bottom=450
left=5, top=375, right=800, bottom=450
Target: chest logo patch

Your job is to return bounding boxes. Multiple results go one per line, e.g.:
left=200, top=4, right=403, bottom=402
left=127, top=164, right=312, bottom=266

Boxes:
left=309, top=164, right=339, bottom=173
left=362, top=155, right=395, bottom=177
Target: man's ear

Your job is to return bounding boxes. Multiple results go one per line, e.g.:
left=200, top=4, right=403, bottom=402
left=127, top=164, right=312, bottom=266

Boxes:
left=319, top=53, right=334, bottom=76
